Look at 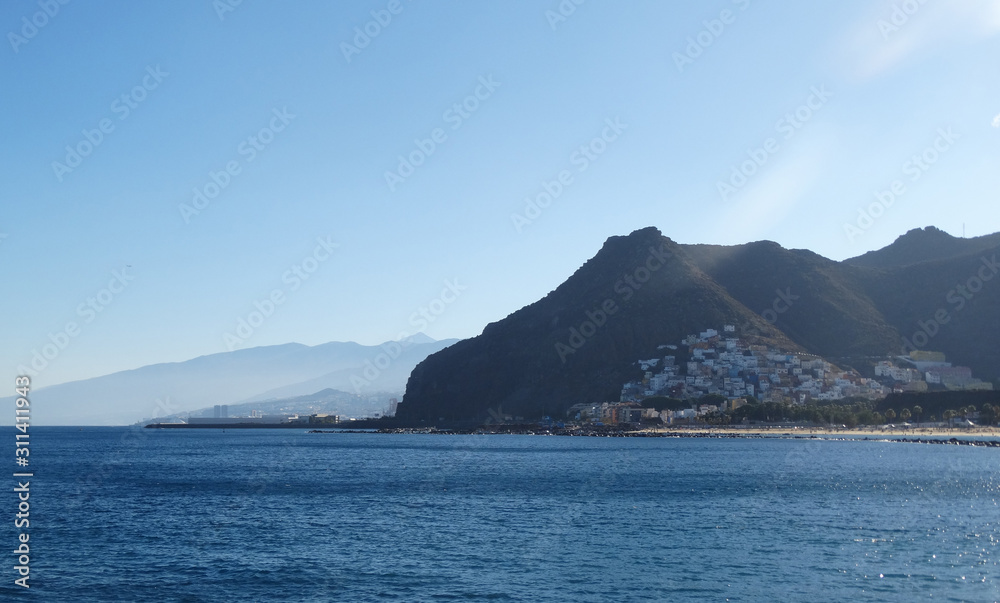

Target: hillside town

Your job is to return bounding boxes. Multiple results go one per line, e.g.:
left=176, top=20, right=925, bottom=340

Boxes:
left=569, top=325, right=992, bottom=425
left=874, top=351, right=993, bottom=393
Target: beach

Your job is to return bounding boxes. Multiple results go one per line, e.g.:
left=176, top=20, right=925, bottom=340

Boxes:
left=651, top=425, right=1000, bottom=438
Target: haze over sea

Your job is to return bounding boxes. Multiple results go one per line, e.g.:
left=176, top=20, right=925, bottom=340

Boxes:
left=4, top=428, right=997, bottom=601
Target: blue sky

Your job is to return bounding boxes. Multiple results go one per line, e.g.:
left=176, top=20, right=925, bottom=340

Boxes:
left=3, top=0, right=1000, bottom=387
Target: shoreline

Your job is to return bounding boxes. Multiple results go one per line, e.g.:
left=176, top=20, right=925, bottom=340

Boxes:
left=651, top=425, right=1000, bottom=438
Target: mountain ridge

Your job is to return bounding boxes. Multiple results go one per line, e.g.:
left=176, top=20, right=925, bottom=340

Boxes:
left=845, top=226, right=1000, bottom=269
left=398, top=228, right=799, bottom=423
left=397, top=226, right=1000, bottom=424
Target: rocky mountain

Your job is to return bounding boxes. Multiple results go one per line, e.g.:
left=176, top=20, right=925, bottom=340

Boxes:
left=397, top=226, right=1000, bottom=424
left=397, top=228, right=798, bottom=423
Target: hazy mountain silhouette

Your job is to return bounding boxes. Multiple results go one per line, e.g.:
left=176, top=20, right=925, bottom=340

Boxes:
left=8, top=337, right=455, bottom=425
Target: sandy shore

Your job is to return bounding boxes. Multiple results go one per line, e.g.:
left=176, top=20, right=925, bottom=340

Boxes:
left=649, top=426, right=1000, bottom=438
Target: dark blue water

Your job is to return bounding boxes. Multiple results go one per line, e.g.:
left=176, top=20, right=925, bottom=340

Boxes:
left=2, top=428, right=998, bottom=601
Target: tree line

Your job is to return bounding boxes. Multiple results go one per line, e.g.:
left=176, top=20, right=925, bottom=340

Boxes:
left=701, top=398, right=999, bottom=427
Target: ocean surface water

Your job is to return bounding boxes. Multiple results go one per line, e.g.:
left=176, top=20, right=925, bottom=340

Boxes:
left=2, top=427, right=998, bottom=602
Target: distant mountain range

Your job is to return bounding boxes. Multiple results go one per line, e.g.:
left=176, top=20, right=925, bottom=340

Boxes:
left=397, top=226, right=1000, bottom=424
left=8, top=335, right=457, bottom=425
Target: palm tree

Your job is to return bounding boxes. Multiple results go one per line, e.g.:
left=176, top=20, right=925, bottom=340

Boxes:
left=884, top=408, right=896, bottom=422
left=943, top=409, right=956, bottom=426
left=913, top=405, right=923, bottom=427
left=900, top=408, right=912, bottom=424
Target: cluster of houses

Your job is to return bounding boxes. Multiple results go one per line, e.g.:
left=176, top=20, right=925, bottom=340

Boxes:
left=566, top=398, right=749, bottom=426
left=875, top=351, right=993, bottom=392
left=626, top=325, right=883, bottom=402
left=567, top=325, right=889, bottom=424
left=564, top=327, right=995, bottom=426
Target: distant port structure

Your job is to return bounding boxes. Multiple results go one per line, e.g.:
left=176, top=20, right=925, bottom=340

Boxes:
left=146, top=411, right=341, bottom=429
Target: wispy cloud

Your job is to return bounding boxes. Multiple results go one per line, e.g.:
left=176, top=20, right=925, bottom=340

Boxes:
left=992, top=114, right=1000, bottom=128
left=840, top=0, right=1000, bottom=80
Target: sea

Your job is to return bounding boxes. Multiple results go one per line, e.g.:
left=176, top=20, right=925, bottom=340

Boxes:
left=2, top=427, right=998, bottom=602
